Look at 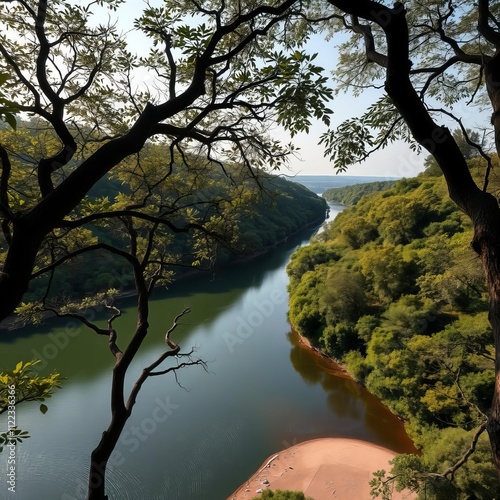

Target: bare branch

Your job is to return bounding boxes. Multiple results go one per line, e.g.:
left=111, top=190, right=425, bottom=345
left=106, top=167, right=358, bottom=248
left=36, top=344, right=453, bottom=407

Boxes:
left=35, top=0, right=63, bottom=112
left=31, top=242, right=138, bottom=279
left=125, top=307, right=193, bottom=411
left=442, top=422, right=487, bottom=480
left=164, top=307, right=190, bottom=349
left=106, top=304, right=123, bottom=361
left=44, top=307, right=109, bottom=335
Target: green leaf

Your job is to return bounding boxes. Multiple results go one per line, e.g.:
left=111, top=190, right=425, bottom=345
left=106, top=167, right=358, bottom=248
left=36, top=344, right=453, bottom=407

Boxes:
left=39, top=403, right=48, bottom=414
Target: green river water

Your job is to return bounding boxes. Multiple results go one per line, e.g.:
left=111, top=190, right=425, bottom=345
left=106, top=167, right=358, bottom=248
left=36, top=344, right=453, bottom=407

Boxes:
left=0, top=203, right=415, bottom=500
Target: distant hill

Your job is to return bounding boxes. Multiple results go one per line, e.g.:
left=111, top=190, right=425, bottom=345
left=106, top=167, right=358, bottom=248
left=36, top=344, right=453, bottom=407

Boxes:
left=23, top=170, right=327, bottom=301
left=322, top=180, right=397, bottom=205
left=293, top=175, right=398, bottom=195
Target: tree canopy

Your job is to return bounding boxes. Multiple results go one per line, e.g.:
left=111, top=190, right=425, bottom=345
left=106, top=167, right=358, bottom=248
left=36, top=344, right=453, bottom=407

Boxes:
left=288, top=171, right=499, bottom=497
left=4, top=0, right=500, bottom=497
left=0, top=0, right=334, bottom=322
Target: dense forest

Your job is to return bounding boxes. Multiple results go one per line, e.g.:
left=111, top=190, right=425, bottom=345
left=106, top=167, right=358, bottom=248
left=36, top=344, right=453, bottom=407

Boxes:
left=0, top=125, right=326, bottom=306
left=287, top=159, right=500, bottom=498
left=322, top=180, right=397, bottom=206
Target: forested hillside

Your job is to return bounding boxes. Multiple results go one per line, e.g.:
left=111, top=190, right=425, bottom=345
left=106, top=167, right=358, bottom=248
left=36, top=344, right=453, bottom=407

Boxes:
left=0, top=125, right=326, bottom=304
left=322, top=180, right=397, bottom=205
left=287, top=165, right=500, bottom=498
left=35, top=172, right=325, bottom=301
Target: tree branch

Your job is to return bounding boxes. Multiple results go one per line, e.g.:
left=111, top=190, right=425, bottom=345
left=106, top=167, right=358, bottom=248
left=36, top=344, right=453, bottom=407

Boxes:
left=31, top=242, right=138, bottom=279
left=478, top=0, right=500, bottom=46
left=43, top=307, right=109, bottom=336
left=106, top=304, right=123, bottom=361
left=350, top=15, right=388, bottom=67
left=327, top=0, right=482, bottom=216
left=441, top=422, right=487, bottom=480
left=125, top=307, right=191, bottom=411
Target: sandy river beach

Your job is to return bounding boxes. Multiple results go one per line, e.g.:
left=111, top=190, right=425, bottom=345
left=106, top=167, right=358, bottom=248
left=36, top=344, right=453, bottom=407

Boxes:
left=228, top=438, right=416, bottom=500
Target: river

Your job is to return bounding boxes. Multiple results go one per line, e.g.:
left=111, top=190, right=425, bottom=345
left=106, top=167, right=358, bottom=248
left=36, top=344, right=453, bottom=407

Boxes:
left=0, top=199, right=414, bottom=500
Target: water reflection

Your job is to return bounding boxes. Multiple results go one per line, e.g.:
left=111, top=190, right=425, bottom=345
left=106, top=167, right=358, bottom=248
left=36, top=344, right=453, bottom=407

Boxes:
left=0, top=222, right=417, bottom=500
left=287, top=329, right=417, bottom=454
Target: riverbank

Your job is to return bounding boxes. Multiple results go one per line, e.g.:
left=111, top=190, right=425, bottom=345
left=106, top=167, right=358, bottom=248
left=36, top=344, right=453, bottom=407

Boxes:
left=228, top=438, right=416, bottom=500
left=0, top=215, right=327, bottom=332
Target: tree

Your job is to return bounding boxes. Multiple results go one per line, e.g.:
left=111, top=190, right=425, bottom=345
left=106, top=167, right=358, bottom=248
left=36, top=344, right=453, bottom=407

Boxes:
left=0, top=2, right=334, bottom=499
left=0, top=0, right=333, bottom=321
left=317, top=0, right=500, bottom=477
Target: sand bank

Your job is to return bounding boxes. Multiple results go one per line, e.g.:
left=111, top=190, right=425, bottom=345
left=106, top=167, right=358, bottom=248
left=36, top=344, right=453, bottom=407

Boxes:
left=228, top=438, right=416, bottom=500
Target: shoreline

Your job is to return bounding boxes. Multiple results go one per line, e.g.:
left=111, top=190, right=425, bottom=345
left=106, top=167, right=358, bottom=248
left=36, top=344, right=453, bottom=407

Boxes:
left=291, top=327, right=419, bottom=431
left=228, top=437, right=416, bottom=500
left=225, top=329, right=419, bottom=499
left=0, top=215, right=327, bottom=332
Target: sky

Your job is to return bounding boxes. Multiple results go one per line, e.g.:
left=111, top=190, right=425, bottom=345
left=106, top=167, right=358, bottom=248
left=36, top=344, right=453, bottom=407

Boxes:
left=98, top=1, right=490, bottom=179
left=273, top=106, right=426, bottom=179
left=95, top=1, right=424, bottom=179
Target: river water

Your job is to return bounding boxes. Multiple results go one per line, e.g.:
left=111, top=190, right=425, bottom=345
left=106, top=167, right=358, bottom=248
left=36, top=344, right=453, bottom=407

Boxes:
left=0, top=200, right=414, bottom=500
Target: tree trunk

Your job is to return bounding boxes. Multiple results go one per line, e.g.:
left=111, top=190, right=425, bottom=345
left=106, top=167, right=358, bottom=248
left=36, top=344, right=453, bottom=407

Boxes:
left=88, top=412, right=129, bottom=500
left=0, top=219, right=44, bottom=321
left=486, top=49, right=500, bottom=154
left=87, top=296, right=148, bottom=499
left=472, top=201, right=500, bottom=474
left=88, top=362, right=131, bottom=500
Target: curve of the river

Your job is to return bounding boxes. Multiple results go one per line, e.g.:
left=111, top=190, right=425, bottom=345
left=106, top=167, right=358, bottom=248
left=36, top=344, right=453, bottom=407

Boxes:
left=0, top=203, right=415, bottom=500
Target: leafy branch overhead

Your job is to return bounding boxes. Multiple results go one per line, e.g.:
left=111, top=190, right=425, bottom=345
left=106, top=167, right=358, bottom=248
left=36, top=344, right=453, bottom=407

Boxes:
left=322, top=0, right=499, bottom=171
left=0, top=0, right=335, bottom=321
left=320, top=96, right=415, bottom=171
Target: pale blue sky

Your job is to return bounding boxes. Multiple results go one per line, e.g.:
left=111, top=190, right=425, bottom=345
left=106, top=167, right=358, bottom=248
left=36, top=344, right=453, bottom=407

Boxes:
left=110, top=1, right=489, bottom=179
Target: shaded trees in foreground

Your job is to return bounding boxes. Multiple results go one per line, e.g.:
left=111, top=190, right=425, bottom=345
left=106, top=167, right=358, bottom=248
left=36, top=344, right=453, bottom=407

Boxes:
left=0, top=1, right=332, bottom=498
left=4, top=0, right=500, bottom=497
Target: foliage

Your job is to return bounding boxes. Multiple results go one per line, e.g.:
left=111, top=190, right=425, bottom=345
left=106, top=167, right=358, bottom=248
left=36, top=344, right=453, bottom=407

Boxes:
left=251, top=489, right=313, bottom=500
left=287, top=171, right=498, bottom=497
left=0, top=428, right=30, bottom=454
left=322, top=2, right=497, bottom=172
left=0, top=122, right=326, bottom=309
left=0, top=360, right=63, bottom=453
left=372, top=427, right=500, bottom=500
left=0, top=360, right=63, bottom=413
left=323, top=180, right=397, bottom=205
